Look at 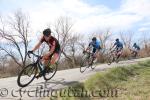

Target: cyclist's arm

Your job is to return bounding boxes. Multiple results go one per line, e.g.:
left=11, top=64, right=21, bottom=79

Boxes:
left=32, top=41, right=42, bottom=52
left=32, top=37, right=43, bottom=52
left=86, top=43, right=92, bottom=51
left=86, top=46, right=90, bottom=51
left=110, top=44, right=115, bottom=50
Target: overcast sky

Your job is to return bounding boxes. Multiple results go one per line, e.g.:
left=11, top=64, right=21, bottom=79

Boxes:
left=0, top=0, right=150, bottom=38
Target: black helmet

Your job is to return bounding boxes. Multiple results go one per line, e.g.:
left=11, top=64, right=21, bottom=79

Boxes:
left=133, top=43, right=136, bottom=46
left=92, top=37, right=96, bottom=41
left=116, top=38, right=119, bottom=41
left=43, top=28, right=51, bottom=36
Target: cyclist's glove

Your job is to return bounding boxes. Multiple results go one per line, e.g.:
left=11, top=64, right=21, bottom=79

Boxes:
left=28, top=50, right=33, bottom=54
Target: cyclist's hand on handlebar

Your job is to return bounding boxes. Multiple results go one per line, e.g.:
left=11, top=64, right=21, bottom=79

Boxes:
left=27, top=50, right=33, bottom=58
left=83, top=50, right=86, bottom=54
left=28, top=50, right=33, bottom=54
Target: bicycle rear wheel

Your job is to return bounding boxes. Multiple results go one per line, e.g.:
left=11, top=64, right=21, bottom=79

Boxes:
left=90, top=57, right=97, bottom=70
left=43, top=63, right=57, bottom=81
left=17, top=64, right=38, bottom=87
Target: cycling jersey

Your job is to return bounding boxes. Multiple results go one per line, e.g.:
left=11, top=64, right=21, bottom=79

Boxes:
left=114, top=41, right=123, bottom=49
left=133, top=45, right=140, bottom=50
left=89, top=40, right=101, bottom=53
left=89, top=40, right=101, bottom=49
left=40, top=36, right=60, bottom=53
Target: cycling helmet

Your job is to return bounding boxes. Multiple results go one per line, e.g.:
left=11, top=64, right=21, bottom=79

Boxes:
left=92, top=37, right=96, bottom=41
left=43, top=28, right=51, bottom=36
left=116, top=38, right=119, bottom=41
left=133, top=43, right=136, bottom=46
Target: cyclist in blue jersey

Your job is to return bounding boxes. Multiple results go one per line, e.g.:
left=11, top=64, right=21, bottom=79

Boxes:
left=111, top=38, right=123, bottom=59
left=85, top=37, right=101, bottom=58
left=132, top=43, right=140, bottom=51
left=130, top=43, right=140, bottom=57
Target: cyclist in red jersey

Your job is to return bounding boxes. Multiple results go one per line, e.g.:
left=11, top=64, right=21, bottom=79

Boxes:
left=28, top=28, right=60, bottom=73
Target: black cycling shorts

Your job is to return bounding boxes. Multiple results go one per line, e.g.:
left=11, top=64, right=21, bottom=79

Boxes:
left=49, top=43, right=61, bottom=59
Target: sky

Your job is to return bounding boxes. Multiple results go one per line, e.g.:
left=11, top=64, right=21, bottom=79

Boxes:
left=0, top=0, right=150, bottom=40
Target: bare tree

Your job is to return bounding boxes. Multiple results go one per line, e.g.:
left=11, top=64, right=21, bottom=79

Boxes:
left=140, top=33, right=150, bottom=56
left=98, top=29, right=112, bottom=49
left=120, top=31, right=134, bottom=48
left=53, top=16, right=82, bottom=68
left=0, top=10, right=30, bottom=68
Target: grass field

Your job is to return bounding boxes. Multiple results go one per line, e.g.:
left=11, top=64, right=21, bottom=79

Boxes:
left=43, top=60, right=150, bottom=100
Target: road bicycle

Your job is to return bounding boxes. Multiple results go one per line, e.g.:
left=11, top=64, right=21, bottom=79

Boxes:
left=17, top=52, right=59, bottom=87
left=80, top=50, right=97, bottom=73
left=129, top=49, right=139, bottom=59
left=106, top=49, right=122, bottom=65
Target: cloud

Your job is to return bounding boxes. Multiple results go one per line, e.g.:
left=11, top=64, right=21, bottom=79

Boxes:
left=1, top=0, right=150, bottom=35
left=62, top=0, right=150, bottom=33
left=27, top=0, right=112, bottom=33
left=138, top=27, right=150, bottom=32
left=120, top=0, right=150, bottom=16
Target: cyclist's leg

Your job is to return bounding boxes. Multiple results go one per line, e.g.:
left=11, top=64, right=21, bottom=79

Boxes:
left=35, top=55, right=50, bottom=78
left=88, top=47, right=96, bottom=65
left=95, top=47, right=101, bottom=59
left=117, top=47, right=122, bottom=59
left=50, top=44, right=61, bottom=65
left=92, top=47, right=96, bottom=57
left=42, top=55, right=50, bottom=67
left=134, top=49, right=138, bottom=57
left=114, top=47, right=118, bottom=56
left=50, top=52, right=60, bottom=64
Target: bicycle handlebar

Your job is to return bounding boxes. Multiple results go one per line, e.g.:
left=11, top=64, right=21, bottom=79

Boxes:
left=27, top=52, right=42, bottom=59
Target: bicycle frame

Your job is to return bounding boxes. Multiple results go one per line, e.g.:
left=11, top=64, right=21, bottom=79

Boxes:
left=28, top=52, right=44, bottom=74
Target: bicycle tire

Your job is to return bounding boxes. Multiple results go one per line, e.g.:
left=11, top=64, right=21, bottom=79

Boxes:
left=80, top=55, right=89, bottom=73
left=90, top=57, right=97, bottom=70
left=43, top=63, right=58, bottom=81
left=107, top=54, right=114, bottom=65
left=17, top=64, right=38, bottom=87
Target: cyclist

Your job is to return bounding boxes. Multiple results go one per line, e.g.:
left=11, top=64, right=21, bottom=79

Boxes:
left=132, top=43, right=140, bottom=51
left=110, top=38, right=123, bottom=59
left=131, top=43, right=140, bottom=57
left=28, top=28, right=60, bottom=78
left=85, top=37, right=101, bottom=61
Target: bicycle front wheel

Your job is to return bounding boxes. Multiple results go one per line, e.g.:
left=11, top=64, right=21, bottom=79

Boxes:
left=17, top=64, right=38, bottom=87
left=106, top=54, right=114, bottom=65
left=80, top=55, right=89, bottom=73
